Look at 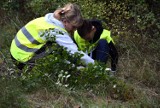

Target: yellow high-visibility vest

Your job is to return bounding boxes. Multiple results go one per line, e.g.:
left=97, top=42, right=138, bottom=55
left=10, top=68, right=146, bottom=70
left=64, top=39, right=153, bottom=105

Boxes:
left=74, top=29, right=113, bottom=53
left=10, top=17, right=66, bottom=62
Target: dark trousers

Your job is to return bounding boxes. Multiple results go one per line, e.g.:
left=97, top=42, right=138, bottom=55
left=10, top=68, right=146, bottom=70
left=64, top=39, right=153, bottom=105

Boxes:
left=11, top=55, right=35, bottom=70
left=92, top=39, right=118, bottom=71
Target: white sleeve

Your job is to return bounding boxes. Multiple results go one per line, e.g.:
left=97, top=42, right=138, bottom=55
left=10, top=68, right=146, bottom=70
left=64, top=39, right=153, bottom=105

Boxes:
left=55, top=32, right=94, bottom=65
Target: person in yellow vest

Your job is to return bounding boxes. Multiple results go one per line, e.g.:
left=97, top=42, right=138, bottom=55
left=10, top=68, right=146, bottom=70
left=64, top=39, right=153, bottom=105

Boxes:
left=74, top=19, right=118, bottom=72
left=10, top=3, right=94, bottom=70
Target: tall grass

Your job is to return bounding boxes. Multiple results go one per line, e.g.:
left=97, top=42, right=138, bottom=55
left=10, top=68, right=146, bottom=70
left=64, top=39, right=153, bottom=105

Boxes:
left=0, top=78, right=29, bottom=108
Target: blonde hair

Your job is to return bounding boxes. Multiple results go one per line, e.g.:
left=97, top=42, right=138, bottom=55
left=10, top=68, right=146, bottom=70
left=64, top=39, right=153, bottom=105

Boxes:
left=59, top=3, right=83, bottom=27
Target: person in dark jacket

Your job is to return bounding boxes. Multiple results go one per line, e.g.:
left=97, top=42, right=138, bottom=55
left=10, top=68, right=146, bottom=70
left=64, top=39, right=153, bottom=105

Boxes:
left=74, top=19, right=118, bottom=72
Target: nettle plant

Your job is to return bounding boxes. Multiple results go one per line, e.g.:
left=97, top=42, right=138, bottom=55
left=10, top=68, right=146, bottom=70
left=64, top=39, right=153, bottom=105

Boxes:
left=20, top=28, right=135, bottom=100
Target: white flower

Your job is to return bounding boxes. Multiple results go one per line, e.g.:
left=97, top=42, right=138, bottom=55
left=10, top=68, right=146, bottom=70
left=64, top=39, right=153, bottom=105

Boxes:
left=113, top=84, right=117, bottom=88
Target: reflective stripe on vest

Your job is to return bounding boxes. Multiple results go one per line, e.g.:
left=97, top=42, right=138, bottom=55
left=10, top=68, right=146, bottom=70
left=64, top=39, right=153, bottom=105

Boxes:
left=10, top=17, right=67, bottom=62
left=74, top=29, right=113, bottom=53
left=21, top=26, right=41, bottom=45
left=15, top=35, right=39, bottom=52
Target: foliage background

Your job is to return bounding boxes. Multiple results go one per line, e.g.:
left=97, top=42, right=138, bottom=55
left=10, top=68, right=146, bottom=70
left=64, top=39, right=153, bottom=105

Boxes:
left=0, top=0, right=160, bottom=107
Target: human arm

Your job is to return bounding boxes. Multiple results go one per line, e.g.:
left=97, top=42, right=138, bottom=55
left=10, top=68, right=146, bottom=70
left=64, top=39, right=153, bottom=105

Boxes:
left=54, top=30, right=94, bottom=65
left=108, top=41, right=118, bottom=71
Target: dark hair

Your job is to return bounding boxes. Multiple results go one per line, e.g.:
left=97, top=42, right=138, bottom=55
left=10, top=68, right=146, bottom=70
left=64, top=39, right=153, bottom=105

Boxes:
left=77, top=19, right=92, bottom=38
